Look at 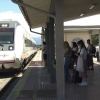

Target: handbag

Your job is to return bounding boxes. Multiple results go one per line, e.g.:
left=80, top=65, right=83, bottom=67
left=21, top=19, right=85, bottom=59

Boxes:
left=76, top=56, right=84, bottom=72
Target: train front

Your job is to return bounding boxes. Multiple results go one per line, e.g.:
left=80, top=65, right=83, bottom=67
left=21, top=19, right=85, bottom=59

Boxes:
left=0, top=22, right=19, bottom=70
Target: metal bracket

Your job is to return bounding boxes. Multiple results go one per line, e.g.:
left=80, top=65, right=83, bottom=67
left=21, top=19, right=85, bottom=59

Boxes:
left=30, top=28, right=44, bottom=35
left=11, top=0, right=56, bottom=19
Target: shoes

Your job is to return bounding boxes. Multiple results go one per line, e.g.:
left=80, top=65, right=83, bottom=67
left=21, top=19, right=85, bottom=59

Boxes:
left=87, top=67, right=94, bottom=70
left=79, top=82, right=84, bottom=85
left=79, top=82, right=88, bottom=86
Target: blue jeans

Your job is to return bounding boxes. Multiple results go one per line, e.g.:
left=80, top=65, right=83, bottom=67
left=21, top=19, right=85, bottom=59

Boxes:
left=64, top=57, right=72, bottom=81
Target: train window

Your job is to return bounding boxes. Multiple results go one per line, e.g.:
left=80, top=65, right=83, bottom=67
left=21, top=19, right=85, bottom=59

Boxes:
left=25, top=39, right=33, bottom=47
left=0, top=32, right=14, bottom=44
left=25, top=40, right=27, bottom=43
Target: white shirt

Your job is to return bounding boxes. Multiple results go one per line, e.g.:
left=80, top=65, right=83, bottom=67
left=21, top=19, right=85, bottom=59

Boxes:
left=96, top=46, right=99, bottom=52
left=80, top=47, right=87, bottom=60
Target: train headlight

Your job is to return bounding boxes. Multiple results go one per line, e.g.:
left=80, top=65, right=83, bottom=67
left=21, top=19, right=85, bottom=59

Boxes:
left=2, top=24, right=5, bottom=27
left=8, top=46, right=14, bottom=50
left=0, top=23, right=9, bottom=27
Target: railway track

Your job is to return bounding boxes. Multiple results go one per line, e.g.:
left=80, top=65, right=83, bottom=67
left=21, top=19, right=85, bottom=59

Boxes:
left=0, top=73, right=20, bottom=100
left=0, top=51, right=38, bottom=100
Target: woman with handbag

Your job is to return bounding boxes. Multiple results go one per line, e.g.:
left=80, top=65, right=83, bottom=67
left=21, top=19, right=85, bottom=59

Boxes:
left=76, top=40, right=88, bottom=86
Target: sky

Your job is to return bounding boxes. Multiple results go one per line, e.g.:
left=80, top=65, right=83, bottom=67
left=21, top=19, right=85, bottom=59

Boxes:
left=0, top=0, right=21, bottom=13
left=0, top=0, right=41, bottom=38
left=0, top=0, right=100, bottom=38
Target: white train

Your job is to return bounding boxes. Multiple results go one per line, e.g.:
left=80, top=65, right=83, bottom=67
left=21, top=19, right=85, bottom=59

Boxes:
left=0, top=20, right=37, bottom=70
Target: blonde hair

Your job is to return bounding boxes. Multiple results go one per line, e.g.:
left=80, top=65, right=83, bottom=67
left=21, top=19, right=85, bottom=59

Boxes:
left=64, top=41, right=72, bottom=55
left=64, top=41, right=70, bottom=48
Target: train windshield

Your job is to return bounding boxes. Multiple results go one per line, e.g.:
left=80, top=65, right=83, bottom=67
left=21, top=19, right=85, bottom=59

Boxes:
left=0, top=28, right=14, bottom=44
left=0, top=32, right=14, bottom=44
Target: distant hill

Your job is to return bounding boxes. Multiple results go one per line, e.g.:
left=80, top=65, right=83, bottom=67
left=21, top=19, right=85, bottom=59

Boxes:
left=33, top=37, right=41, bottom=45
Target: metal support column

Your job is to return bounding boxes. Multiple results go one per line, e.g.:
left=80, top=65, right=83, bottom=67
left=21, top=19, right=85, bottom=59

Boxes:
left=42, top=27, right=45, bottom=43
left=89, top=30, right=92, bottom=44
left=49, top=17, right=56, bottom=83
left=55, top=0, right=65, bottom=100
left=46, top=23, right=50, bottom=72
left=45, top=28, right=48, bottom=68
left=99, top=30, right=100, bottom=61
left=41, top=28, right=45, bottom=61
left=45, top=28, right=47, bottom=42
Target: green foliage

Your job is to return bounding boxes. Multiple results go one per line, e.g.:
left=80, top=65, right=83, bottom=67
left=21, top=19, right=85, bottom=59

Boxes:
left=92, top=34, right=99, bottom=46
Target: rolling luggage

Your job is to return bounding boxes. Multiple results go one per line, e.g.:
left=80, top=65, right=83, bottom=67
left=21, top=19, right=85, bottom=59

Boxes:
left=72, top=69, right=82, bottom=84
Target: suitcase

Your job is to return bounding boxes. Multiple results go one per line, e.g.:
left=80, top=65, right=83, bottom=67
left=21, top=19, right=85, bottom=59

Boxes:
left=72, top=69, right=82, bottom=84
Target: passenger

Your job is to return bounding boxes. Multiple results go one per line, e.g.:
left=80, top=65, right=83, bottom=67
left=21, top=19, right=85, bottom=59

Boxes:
left=72, top=42, right=78, bottom=53
left=64, top=41, right=72, bottom=82
left=77, top=40, right=88, bottom=86
left=87, top=39, right=94, bottom=70
left=42, top=42, right=47, bottom=68
left=71, top=42, right=78, bottom=67
left=96, top=51, right=99, bottom=61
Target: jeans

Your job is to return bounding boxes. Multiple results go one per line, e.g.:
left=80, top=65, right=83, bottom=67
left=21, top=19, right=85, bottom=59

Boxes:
left=64, top=57, right=72, bottom=81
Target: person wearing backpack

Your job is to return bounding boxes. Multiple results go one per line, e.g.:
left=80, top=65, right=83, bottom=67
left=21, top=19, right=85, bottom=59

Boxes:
left=87, top=39, right=94, bottom=70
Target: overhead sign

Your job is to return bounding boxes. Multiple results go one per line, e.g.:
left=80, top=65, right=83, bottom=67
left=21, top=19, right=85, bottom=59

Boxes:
left=0, top=28, right=14, bottom=32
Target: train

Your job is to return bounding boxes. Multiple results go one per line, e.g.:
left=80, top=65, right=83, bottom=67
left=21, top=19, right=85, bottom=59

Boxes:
left=0, top=20, right=37, bottom=71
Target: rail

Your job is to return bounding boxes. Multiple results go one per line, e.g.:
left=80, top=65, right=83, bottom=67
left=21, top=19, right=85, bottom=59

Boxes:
left=0, top=49, right=40, bottom=99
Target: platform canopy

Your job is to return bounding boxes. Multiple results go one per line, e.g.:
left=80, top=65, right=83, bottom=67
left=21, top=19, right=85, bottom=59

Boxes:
left=12, top=0, right=100, bottom=28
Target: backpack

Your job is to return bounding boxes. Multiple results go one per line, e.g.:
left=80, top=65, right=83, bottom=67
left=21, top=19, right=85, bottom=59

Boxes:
left=91, top=45, right=96, bottom=54
left=72, top=70, right=82, bottom=84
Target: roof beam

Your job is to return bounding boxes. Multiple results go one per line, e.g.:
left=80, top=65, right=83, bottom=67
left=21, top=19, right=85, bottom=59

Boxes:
left=11, top=0, right=56, bottom=19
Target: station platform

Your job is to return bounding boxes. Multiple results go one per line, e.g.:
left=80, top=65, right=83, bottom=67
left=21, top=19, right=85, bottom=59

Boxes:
left=7, top=51, right=100, bottom=100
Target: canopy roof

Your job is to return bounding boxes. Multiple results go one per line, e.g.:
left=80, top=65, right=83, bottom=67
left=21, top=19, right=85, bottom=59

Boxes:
left=12, top=0, right=100, bottom=28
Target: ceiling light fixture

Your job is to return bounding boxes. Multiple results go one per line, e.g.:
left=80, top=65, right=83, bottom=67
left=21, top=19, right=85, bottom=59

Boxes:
left=89, top=5, right=95, bottom=9
left=89, top=3, right=97, bottom=9
left=80, top=13, right=84, bottom=17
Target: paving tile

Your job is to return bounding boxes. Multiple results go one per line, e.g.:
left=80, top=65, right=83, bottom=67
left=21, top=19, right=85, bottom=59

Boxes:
left=17, top=62, right=100, bottom=100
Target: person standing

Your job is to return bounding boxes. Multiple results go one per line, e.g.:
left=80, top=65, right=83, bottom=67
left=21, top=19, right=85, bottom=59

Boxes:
left=96, top=46, right=99, bottom=61
left=64, top=41, right=72, bottom=82
left=87, top=39, right=94, bottom=70
left=42, top=42, right=47, bottom=68
left=72, top=42, right=78, bottom=67
left=77, top=40, right=88, bottom=86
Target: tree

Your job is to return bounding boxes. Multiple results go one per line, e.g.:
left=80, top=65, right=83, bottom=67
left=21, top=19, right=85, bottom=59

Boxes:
left=92, top=34, right=99, bottom=46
